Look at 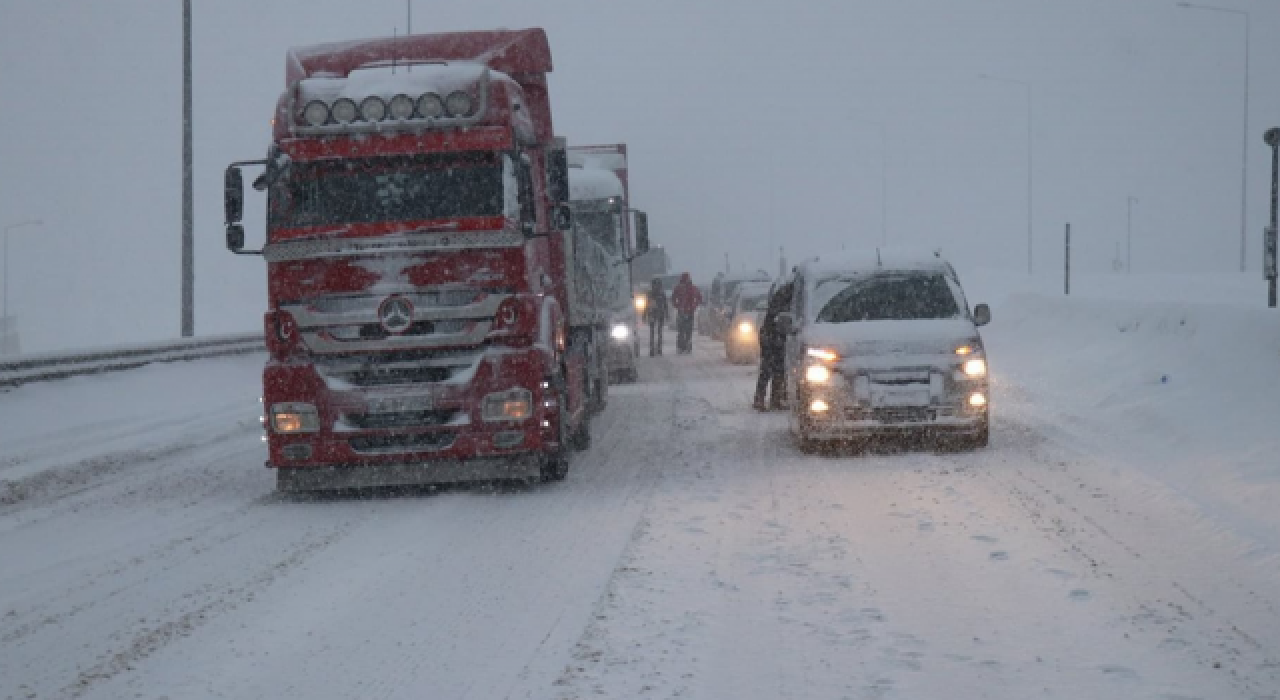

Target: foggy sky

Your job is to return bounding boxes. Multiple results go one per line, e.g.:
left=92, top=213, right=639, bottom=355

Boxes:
left=1, top=0, right=1277, bottom=353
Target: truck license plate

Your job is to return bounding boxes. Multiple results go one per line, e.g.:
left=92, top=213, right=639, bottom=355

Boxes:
left=367, top=395, right=434, bottom=413
left=873, top=389, right=930, bottom=408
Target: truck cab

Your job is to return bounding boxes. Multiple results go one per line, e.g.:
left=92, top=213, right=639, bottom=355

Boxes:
left=224, top=30, right=594, bottom=491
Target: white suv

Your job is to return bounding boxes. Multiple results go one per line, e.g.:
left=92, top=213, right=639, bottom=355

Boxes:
left=778, top=250, right=991, bottom=452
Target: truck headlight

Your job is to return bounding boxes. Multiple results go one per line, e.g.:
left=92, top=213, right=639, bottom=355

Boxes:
left=805, top=365, right=832, bottom=383
left=271, top=402, right=320, bottom=434
left=738, top=321, right=754, bottom=335
left=482, top=389, right=533, bottom=422
left=611, top=323, right=631, bottom=340
left=963, top=358, right=988, bottom=378
left=634, top=296, right=647, bottom=312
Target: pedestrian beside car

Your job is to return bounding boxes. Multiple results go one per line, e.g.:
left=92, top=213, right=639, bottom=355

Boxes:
left=643, top=277, right=669, bottom=356
left=671, top=273, right=703, bottom=354
left=753, top=280, right=794, bottom=411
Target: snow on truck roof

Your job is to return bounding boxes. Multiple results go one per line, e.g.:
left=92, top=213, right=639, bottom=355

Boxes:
left=800, top=248, right=952, bottom=278
left=287, top=29, right=553, bottom=84
left=569, top=167, right=624, bottom=201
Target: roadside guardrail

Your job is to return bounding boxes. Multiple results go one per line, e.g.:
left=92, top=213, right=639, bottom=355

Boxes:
left=0, top=333, right=264, bottom=389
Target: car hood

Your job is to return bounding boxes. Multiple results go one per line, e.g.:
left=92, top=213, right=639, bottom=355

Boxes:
left=803, top=318, right=977, bottom=357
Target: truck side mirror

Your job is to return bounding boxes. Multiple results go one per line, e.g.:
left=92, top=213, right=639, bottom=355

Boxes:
left=224, top=166, right=244, bottom=224
left=973, top=303, right=991, bottom=327
left=226, top=224, right=245, bottom=253
left=551, top=204, right=573, bottom=232
left=776, top=312, right=795, bottom=335
left=546, top=148, right=570, bottom=205
left=634, top=211, right=650, bottom=254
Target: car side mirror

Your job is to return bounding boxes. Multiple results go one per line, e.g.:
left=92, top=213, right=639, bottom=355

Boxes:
left=973, top=303, right=991, bottom=327
left=546, top=147, right=570, bottom=205
left=776, top=312, right=796, bottom=335
left=551, top=204, right=573, bottom=232
left=634, top=211, right=650, bottom=254
left=224, top=166, right=244, bottom=224
left=226, top=224, right=245, bottom=253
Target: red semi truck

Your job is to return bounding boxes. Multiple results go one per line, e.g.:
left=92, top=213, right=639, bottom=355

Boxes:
left=222, top=29, right=615, bottom=491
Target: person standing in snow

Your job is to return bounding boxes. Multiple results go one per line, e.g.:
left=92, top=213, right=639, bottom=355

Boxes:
left=754, top=280, right=794, bottom=411
left=643, top=277, right=669, bottom=356
left=671, top=273, right=703, bottom=354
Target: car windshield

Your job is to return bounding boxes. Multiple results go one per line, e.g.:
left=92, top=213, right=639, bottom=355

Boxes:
left=738, top=294, right=769, bottom=312
left=815, top=273, right=961, bottom=323
left=270, top=153, right=505, bottom=229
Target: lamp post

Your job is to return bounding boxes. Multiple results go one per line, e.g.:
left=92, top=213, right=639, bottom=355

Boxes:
left=981, top=74, right=1034, bottom=275
left=3, top=220, right=43, bottom=322
left=1176, top=1, right=1250, bottom=273
left=1264, top=127, right=1278, bottom=307
left=1127, top=196, right=1138, bottom=274
left=181, top=0, right=194, bottom=337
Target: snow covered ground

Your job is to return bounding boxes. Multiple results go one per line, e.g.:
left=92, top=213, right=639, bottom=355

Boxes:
left=1, top=275, right=1278, bottom=699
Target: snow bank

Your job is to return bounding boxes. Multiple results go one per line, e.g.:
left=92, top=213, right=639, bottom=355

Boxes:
left=986, top=292, right=1280, bottom=550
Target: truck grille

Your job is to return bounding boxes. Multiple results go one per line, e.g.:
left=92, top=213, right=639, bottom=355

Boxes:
left=343, top=410, right=462, bottom=430
left=349, top=433, right=457, bottom=455
left=317, top=349, right=482, bottom=388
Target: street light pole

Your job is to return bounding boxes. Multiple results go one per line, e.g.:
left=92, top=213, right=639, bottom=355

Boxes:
left=1264, top=128, right=1279, bottom=308
left=1177, top=2, right=1250, bottom=273
left=181, top=0, right=194, bottom=337
left=1127, top=196, right=1138, bottom=274
left=3, top=220, right=43, bottom=322
left=981, top=74, right=1034, bottom=275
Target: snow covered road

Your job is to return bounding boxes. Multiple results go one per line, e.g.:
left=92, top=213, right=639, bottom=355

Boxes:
left=3, top=299, right=1279, bottom=699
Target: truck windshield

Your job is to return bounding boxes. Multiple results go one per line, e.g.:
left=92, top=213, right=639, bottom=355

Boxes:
left=815, top=273, right=961, bottom=323
left=270, top=153, right=506, bottom=229
left=571, top=204, right=619, bottom=253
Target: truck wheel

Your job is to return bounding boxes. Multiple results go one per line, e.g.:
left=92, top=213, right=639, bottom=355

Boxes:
left=568, top=409, right=592, bottom=451
left=589, top=376, right=608, bottom=415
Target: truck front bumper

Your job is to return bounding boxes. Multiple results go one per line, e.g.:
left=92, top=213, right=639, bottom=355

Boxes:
left=275, top=454, right=542, bottom=492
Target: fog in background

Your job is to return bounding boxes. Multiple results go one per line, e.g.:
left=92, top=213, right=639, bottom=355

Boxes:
left=1, top=0, right=1276, bottom=353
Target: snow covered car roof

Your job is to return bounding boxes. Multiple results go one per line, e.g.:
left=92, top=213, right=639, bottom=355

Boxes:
left=799, top=248, right=953, bottom=278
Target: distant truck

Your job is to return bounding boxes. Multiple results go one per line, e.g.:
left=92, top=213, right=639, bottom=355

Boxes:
left=222, top=29, right=611, bottom=491
left=567, top=144, right=644, bottom=383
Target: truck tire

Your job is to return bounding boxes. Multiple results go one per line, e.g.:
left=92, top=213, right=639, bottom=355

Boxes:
left=568, top=409, right=592, bottom=451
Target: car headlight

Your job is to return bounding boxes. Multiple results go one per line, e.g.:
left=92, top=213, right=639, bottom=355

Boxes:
left=963, top=358, right=987, bottom=378
left=738, top=321, right=754, bottom=334
left=634, top=296, right=647, bottom=312
left=805, top=365, right=832, bottom=383
left=271, top=402, right=320, bottom=434
left=610, top=323, right=630, bottom=340
left=482, top=389, right=533, bottom=422
left=806, top=347, right=839, bottom=362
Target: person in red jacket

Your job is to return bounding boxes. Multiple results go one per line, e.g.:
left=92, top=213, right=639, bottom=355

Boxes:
left=671, top=273, right=703, bottom=354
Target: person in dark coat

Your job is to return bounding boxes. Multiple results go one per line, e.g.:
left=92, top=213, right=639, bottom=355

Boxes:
left=671, top=273, right=703, bottom=354
left=643, top=277, right=669, bottom=356
left=753, top=280, right=794, bottom=411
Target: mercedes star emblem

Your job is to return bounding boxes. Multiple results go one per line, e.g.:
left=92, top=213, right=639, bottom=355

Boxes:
left=378, top=295, right=414, bottom=335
